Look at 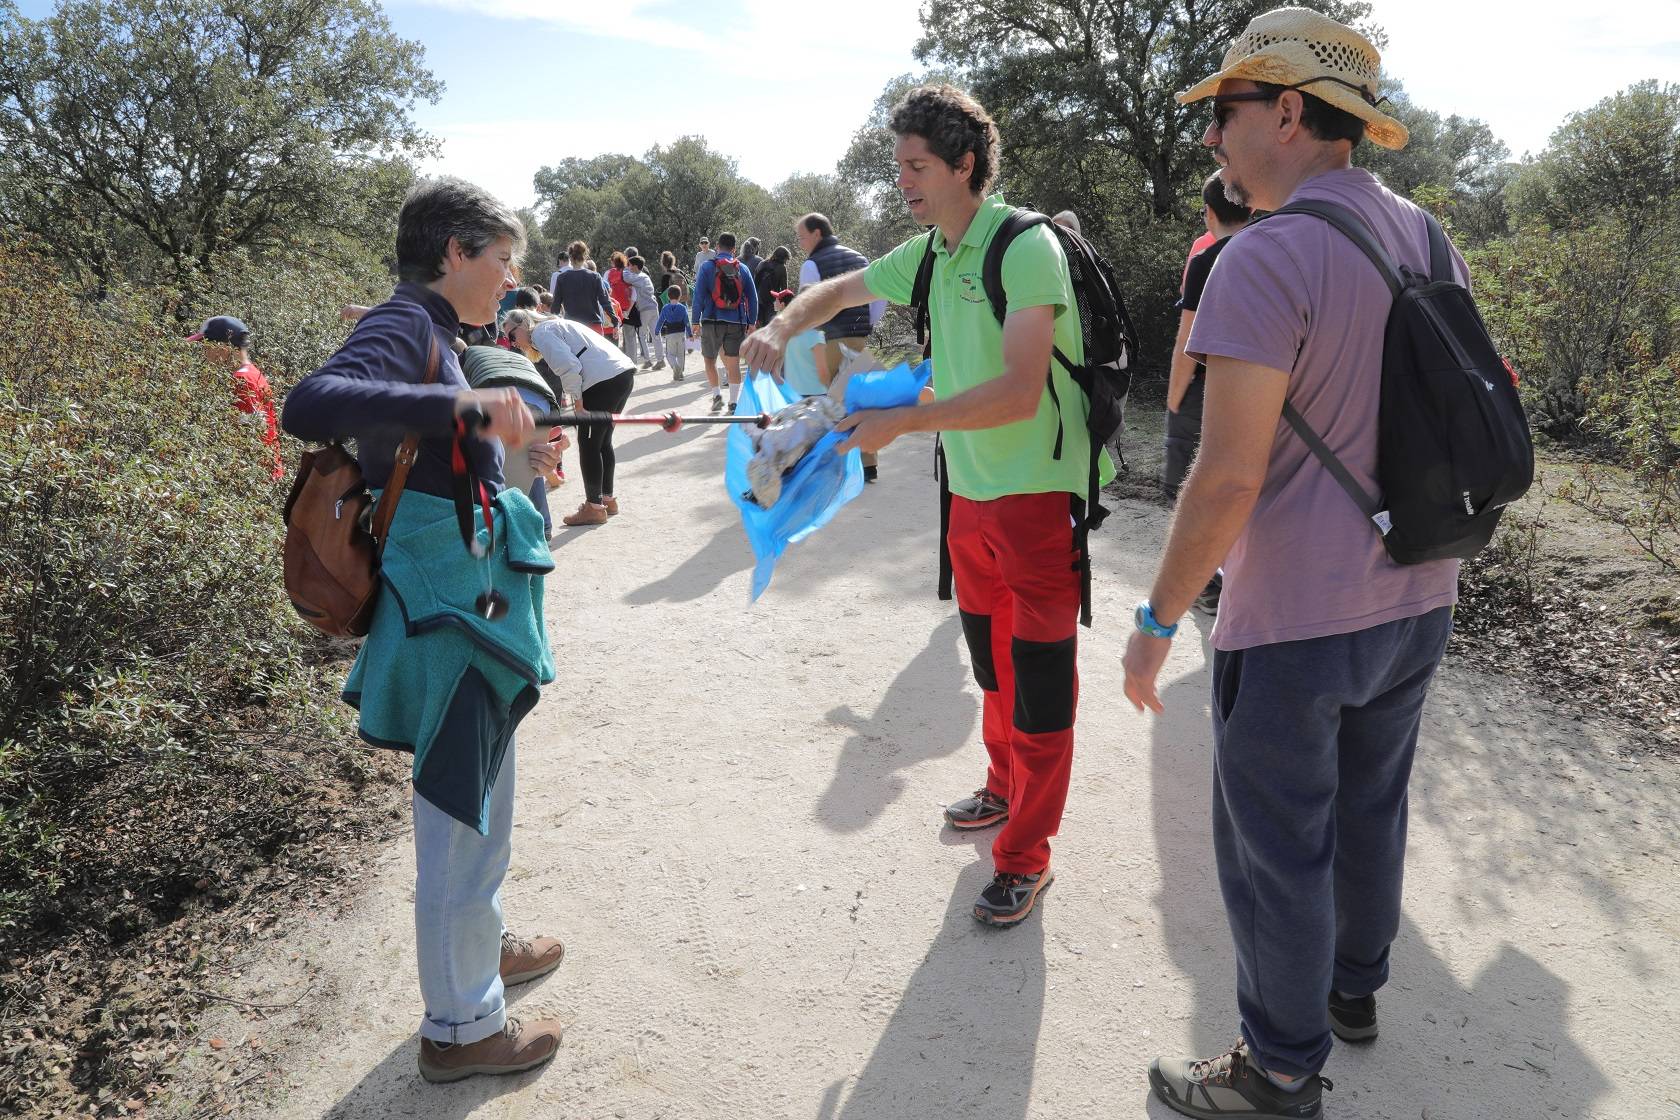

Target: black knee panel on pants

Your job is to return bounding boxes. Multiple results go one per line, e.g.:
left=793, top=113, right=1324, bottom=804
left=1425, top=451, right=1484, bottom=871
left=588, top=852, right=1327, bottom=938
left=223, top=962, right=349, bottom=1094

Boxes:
left=959, top=610, right=998, bottom=692
left=1012, top=636, right=1075, bottom=733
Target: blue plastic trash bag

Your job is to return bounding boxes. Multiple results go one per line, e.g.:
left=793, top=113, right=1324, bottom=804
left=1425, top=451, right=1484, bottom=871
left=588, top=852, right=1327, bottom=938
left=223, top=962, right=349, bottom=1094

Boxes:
left=727, top=360, right=931, bottom=601
left=728, top=373, right=860, bottom=601
left=844, top=358, right=932, bottom=412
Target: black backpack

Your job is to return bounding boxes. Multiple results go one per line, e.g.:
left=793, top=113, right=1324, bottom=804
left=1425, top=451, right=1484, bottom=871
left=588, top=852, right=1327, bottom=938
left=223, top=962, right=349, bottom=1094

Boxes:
left=909, top=209, right=1139, bottom=626
left=1256, top=200, right=1533, bottom=563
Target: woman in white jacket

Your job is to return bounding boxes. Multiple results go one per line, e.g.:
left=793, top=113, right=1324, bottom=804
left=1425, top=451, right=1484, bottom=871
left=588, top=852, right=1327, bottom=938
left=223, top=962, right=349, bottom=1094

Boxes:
left=504, top=309, right=637, bottom=526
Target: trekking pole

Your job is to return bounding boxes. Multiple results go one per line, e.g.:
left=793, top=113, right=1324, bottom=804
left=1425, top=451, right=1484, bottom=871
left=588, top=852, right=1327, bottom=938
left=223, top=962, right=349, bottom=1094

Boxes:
left=461, top=408, right=771, bottom=433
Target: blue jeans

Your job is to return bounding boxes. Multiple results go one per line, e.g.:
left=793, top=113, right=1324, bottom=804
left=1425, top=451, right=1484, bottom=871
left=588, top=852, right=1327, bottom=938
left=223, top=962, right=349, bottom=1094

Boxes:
left=1210, top=607, right=1452, bottom=1078
left=412, top=735, right=516, bottom=1044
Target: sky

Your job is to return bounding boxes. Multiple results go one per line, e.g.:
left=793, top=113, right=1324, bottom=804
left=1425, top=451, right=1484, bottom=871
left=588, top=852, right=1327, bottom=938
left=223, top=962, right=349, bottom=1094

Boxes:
left=387, top=0, right=1680, bottom=210
left=12, top=0, right=1680, bottom=210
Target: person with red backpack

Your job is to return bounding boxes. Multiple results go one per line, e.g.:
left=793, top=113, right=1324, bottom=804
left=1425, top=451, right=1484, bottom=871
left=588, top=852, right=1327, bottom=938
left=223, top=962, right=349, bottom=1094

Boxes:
left=692, top=231, right=758, bottom=414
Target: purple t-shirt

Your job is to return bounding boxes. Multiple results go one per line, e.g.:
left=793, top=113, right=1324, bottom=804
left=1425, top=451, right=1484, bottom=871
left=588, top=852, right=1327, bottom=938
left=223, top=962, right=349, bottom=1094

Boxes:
left=1188, top=167, right=1464, bottom=651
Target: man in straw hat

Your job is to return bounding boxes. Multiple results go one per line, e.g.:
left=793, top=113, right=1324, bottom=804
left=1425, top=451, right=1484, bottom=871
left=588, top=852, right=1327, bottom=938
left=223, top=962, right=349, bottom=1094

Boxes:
left=1120, top=8, right=1469, bottom=1117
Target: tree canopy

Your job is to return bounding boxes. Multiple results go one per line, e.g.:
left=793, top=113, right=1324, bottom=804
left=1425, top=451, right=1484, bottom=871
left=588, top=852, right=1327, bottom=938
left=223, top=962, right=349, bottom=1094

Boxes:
left=913, top=0, right=1377, bottom=220
left=0, top=0, right=439, bottom=284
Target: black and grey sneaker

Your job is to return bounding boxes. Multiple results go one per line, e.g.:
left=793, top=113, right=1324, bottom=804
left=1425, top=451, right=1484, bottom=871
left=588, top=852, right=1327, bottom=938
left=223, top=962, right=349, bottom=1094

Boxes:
left=1328, top=990, right=1377, bottom=1043
left=863, top=464, right=879, bottom=483
left=709, top=393, right=724, bottom=414
left=973, top=868, right=1054, bottom=927
left=1149, top=1039, right=1329, bottom=1119
left=943, top=788, right=1008, bottom=831
left=1194, top=573, right=1222, bottom=615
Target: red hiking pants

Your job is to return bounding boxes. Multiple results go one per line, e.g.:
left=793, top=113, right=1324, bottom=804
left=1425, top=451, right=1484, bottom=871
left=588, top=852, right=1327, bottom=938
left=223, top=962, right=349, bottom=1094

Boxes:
left=947, top=491, right=1082, bottom=874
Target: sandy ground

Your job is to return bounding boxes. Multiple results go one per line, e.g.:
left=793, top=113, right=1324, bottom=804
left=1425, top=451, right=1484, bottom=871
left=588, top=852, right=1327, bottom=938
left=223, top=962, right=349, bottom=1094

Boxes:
left=200, top=372, right=1679, bottom=1119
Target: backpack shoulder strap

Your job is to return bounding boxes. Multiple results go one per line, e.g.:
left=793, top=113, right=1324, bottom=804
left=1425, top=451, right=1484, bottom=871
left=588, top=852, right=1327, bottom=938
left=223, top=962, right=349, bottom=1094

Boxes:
left=1263, top=199, right=1403, bottom=300
left=910, top=229, right=938, bottom=346
left=980, top=208, right=1050, bottom=326
left=1424, top=210, right=1453, bottom=284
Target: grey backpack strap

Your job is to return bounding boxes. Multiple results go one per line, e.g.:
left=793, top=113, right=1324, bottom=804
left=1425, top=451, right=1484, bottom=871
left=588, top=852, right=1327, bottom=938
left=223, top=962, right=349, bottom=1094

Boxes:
left=1266, top=199, right=1403, bottom=299
left=1424, top=210, right=1453, bottom=283
left=1281, top=402, right=1390, bottom=535
left=1258, top=199, right=1404, bottom=535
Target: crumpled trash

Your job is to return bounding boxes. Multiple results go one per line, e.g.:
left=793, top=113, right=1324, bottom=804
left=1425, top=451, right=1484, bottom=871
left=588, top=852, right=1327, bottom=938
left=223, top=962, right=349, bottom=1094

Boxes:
left=727, top=360, right=932, bottom=602
left=746, top=395, right=847, bottom=508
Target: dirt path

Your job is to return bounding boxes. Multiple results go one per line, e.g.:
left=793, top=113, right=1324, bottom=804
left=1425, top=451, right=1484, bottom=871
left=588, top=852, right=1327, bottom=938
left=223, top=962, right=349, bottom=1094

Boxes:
left=201, top=373, right=1677, bottom=1119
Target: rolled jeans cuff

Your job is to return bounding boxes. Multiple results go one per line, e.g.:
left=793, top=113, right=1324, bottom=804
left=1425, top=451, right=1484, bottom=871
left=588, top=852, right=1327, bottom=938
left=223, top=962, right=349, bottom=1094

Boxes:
left=419, top=1003, right=507, bottom=1046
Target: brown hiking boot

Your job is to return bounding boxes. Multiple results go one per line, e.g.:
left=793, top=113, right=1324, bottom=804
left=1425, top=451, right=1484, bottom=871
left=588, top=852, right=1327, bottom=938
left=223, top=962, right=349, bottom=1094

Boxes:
left=602, top=496, right=620, bottom=516
left=561, top=501, right=608, bottom=527
left=500, top=930, right=565, bottom=986
left=417, top=1017, right=562, bottom=1084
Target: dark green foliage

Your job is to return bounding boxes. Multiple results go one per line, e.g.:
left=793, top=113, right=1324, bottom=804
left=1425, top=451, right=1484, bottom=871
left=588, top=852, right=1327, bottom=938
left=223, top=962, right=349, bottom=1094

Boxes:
left=914, top=0, right=1377, bottom=220
left=0, top=236, right=366, bottom=945
left=0, top=0, right=439, bottom=286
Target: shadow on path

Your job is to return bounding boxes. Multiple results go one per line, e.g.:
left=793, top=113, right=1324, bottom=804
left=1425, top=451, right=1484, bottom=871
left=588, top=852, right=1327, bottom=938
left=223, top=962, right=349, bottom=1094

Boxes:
left=1143, top=629, right=1612, bottom=1118
left=815, top=616, right=976, bottom=833
left=818, top=861, right=1047, bottom=1120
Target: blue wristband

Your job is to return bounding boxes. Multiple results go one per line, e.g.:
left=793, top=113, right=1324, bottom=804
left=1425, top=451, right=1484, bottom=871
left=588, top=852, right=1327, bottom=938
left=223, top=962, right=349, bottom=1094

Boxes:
left=1134, top=600, right=1179, bottom=639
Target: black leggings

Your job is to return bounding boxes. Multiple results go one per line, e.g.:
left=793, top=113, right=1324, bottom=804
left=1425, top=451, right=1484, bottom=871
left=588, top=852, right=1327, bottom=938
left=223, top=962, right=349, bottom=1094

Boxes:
left=579, top=369, right=635, bottom=503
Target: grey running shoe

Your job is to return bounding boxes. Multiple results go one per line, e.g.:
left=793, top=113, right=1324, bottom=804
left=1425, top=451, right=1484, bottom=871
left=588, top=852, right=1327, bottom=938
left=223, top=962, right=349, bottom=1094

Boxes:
left=973, top=867, right=1054, bottom=927
left=710, top=393, right=724, bottom=413
left=943, top=787, right=1008, bottom=831
left=1328, top=990, right=1377, bottom=1043
left=1149, top=1039, right=1329, bottom=1119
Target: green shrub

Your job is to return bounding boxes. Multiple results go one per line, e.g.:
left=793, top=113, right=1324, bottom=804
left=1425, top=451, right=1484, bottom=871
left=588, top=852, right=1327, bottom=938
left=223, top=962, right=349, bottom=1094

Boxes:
left=0, top=236, right=361, bottom=942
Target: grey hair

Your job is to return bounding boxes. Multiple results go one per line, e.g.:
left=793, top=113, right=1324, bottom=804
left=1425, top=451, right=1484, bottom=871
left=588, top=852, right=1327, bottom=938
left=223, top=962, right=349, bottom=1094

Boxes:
left=396, top=177, right=526, bottom=285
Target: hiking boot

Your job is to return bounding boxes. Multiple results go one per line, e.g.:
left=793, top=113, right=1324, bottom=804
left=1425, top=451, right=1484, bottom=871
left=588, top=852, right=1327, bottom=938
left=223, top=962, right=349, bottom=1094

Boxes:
left=943, top=788, right=1008, bottom=831
left=417, top=1017, right=562, bottom=1084
left=973, top=867, right=1054, bottom=928
left=709, top=393, right=723, bottom=413
left=499, top=931, right=565, bottom=986
left=863, top=464, right=879, bottom=483
left=561, top=502, right=609, bottom=527
left=1149, top=1039, right=1329, bottom=1119
left=602, top=496, right=620, bottom=517
left=1328, top=990, right=1377, bottom=1043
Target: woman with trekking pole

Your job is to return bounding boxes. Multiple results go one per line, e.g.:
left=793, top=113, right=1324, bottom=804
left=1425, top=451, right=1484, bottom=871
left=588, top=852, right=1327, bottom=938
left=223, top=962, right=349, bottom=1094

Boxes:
left=503, top=308, right=637, bottom=527
left=279, top=179, right=567, bottom=1085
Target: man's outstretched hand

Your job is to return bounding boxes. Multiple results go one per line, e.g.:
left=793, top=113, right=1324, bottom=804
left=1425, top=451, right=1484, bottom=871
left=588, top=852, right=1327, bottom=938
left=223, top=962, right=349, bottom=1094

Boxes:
left=739, top=323, right=787, bottom=379
left=834, top=407, right=913, bottom=455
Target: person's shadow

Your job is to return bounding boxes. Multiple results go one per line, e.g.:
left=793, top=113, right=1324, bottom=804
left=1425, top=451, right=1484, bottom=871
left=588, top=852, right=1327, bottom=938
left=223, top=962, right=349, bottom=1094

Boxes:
left=815, top=861, right=1047, bottom=1120
left=318, top=981, right=553, bottom=1118
left=815, top=616, right=977, bottom=833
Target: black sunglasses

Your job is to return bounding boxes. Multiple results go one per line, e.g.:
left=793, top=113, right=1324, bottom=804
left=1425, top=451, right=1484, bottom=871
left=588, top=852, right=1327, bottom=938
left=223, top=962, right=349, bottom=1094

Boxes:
left=1210, top=76, right=1388, bottom=131
left=1209, top=90, right=1281, bottom=130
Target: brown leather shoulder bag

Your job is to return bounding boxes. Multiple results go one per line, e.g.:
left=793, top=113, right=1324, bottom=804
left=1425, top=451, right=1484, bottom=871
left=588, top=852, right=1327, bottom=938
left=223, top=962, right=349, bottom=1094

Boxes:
left=281, top=334, right=440, bottom=637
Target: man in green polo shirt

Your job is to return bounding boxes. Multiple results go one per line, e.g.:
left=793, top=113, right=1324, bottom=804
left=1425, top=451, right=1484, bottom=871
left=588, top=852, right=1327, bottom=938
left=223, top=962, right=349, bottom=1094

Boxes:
left=742, top=84, right=1111, bottom=929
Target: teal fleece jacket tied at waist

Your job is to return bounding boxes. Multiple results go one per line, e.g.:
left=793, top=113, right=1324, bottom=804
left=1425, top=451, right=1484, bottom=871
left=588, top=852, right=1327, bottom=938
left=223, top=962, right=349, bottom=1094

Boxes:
left=343, top=487, right=555, bottom=834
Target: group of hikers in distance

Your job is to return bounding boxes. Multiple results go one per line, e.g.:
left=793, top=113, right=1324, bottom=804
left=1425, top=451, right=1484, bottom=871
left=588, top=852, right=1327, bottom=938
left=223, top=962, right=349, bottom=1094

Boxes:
left=252, top=6, right=1535, bottom=1116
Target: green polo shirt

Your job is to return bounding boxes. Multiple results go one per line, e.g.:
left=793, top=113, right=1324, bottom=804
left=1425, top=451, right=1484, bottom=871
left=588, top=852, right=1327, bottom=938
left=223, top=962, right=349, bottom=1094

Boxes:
left=863, top=193, right=1114, bottom=502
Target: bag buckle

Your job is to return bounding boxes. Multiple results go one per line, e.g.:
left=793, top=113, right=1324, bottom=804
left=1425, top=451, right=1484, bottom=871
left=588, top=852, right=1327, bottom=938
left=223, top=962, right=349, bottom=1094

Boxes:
left=335, top=499, right=345, bottom=520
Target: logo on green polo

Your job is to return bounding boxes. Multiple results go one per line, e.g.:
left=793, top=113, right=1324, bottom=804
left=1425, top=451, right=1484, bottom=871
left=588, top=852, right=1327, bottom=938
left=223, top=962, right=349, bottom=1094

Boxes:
left=956, top=271, right=983, bottom=302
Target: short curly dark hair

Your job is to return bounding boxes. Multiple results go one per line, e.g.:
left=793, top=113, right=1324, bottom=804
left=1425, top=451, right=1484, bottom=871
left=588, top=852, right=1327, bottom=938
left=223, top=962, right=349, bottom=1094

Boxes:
left=887, top=84, right=1001, bottom=196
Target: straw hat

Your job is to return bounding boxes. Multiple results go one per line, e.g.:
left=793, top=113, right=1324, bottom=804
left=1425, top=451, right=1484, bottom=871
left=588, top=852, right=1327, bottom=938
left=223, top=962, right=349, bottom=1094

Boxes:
left=1176, top=7, right=1408, bottom=150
